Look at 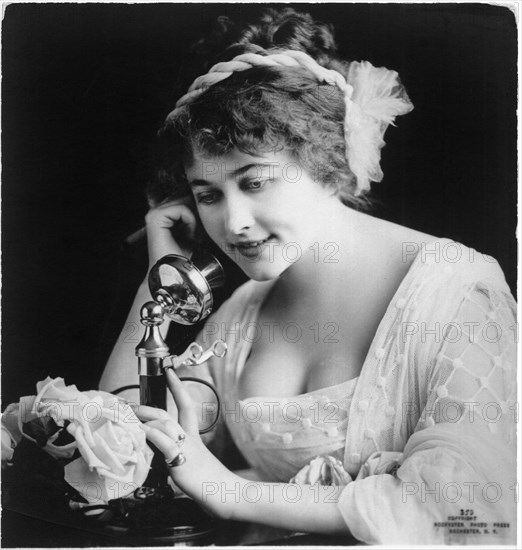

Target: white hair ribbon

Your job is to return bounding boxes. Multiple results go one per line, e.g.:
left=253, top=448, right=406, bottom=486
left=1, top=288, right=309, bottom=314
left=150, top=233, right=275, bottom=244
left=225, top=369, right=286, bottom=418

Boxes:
left=167, top=51, right=413, bottom=195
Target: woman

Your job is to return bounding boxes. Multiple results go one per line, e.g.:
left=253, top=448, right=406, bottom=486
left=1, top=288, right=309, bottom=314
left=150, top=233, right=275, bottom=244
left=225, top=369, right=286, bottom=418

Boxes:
left=99, top=8, right=516, bottom=545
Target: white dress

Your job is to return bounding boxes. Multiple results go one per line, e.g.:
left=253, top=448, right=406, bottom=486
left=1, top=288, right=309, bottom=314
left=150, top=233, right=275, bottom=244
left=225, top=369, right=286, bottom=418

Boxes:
left=186, top=239, right=517, bottom=545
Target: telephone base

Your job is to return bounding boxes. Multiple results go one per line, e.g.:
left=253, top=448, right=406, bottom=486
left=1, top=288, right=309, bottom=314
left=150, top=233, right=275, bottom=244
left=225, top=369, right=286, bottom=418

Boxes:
left=77, top=487, right=217, bottom=546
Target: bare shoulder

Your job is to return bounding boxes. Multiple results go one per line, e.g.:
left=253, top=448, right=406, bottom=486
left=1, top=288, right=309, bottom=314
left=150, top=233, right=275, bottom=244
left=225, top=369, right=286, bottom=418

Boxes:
left=359, top=214, right=440, bottom=272
left=341, top=214, right=441, bottom=315
left=363, top=216, right=498, bottom=280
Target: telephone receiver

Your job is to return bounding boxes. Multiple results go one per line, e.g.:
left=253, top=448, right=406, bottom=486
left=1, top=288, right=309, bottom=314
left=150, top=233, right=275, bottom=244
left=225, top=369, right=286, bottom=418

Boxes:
left=136, top=250, right=227, bottom=414
left=148, top=250, right=225, bottom=325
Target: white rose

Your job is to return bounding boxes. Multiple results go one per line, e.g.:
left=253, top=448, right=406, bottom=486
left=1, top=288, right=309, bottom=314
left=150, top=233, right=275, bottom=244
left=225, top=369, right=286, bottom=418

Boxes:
left=3, top=377, right=154, bottom=504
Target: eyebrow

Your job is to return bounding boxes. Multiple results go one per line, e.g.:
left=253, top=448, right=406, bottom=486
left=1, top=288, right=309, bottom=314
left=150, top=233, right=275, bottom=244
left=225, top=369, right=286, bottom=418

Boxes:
left=189, top=162, right=277, bottom=187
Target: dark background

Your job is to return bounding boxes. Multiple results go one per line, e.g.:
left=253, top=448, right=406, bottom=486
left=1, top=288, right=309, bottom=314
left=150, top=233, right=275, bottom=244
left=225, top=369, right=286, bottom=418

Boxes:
left=2, top=3, right=517, bottom=406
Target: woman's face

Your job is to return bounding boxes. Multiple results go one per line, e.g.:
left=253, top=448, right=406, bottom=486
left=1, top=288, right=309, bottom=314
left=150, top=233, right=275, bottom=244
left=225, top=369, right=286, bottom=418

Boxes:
left=185, top=148, right=335, bottom=281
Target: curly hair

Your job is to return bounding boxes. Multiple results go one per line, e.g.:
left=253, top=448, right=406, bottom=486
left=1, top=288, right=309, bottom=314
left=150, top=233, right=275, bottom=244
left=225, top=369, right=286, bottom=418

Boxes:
left=149, top=8, right=370, bottom=210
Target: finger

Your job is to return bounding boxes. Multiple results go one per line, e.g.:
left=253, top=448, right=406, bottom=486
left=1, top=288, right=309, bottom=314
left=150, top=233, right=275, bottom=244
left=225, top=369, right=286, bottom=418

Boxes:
left=149, top=204, right=196, bottom=228
left=156, top=205, right=198, bottom=240
left=170, top=206, right=198, bottom=239
left=156, top=199, right=196, bottom=215
left=145, top=418, right=184, bottom=441
left=165, top=391, right=180, bottom=424
left=139, top=424, right=183, bottom=463
left=133, top=404, right=171, bottom=423
left=165, top=369, right=199, bottom=436
left=149, top=195, right=194, bottom=209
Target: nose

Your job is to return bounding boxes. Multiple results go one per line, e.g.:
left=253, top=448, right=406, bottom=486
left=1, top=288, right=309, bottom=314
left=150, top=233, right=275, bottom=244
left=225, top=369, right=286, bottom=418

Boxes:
left=223, top=194, right=255, bottom=236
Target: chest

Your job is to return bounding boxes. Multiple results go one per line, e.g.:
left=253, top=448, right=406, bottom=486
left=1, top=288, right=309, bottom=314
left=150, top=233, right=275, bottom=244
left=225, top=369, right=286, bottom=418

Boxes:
left=235, top=239, right=418, bottom=401
left=236, top=298, right=378, bottom=401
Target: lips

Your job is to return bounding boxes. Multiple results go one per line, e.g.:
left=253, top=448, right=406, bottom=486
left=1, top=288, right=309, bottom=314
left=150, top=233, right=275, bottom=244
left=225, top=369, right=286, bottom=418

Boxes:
left=236, top=237, right=270, bottom=247
left=233, top=235, right=275, bottom=258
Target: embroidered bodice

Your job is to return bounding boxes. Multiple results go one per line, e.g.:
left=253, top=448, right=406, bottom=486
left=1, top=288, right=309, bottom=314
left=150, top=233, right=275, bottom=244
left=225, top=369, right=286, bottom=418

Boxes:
left=230, top=378, right=358, bottom=482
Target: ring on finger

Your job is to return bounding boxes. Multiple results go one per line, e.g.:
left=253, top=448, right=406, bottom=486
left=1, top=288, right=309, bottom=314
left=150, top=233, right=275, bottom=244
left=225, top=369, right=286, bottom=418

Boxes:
left=165, top=453, right=186, bottom=468
left=176, top=433, right=186, bottom=447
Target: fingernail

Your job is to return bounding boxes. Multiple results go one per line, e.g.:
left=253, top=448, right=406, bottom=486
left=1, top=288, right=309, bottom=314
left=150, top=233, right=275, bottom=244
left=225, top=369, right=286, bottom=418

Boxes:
left=165, top=369, right=178, bottom=381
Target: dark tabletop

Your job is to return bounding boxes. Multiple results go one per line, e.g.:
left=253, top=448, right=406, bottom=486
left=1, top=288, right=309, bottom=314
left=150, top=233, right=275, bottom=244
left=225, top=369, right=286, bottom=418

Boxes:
left=1, top=442, right=360, bottom=547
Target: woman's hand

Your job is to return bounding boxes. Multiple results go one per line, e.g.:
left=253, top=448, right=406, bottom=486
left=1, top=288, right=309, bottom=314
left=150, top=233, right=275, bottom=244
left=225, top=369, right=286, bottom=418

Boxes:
left=136, top=369, right=237, bottom=519
left=145, top=197, right=199, bottom=267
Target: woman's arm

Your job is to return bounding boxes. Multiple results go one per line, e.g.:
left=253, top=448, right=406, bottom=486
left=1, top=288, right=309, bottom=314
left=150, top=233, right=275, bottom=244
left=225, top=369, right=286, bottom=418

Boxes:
left=98, top=278, right=171, bottom=398
left=98, top=197, right=197, bottom=397
left=222, top=477, right=350, bottom=535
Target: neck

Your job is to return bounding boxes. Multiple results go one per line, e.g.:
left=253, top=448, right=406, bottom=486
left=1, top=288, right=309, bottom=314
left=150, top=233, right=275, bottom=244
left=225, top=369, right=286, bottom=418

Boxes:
left=276, top=199, right=371, bottom=301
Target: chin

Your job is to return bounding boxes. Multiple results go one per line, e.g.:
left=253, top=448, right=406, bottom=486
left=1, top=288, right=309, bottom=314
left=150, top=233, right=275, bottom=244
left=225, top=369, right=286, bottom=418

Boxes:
left=233, top=257, right=290, bottom=282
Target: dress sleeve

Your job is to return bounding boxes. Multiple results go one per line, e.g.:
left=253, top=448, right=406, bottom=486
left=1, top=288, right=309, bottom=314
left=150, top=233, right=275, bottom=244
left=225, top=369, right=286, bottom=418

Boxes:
left=337, top=273, right=517, bottom=544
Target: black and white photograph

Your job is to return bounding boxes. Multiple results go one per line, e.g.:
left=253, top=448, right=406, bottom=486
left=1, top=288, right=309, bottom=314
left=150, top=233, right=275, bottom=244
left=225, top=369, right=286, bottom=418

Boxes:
left=1, top=2, right=518, bottom=547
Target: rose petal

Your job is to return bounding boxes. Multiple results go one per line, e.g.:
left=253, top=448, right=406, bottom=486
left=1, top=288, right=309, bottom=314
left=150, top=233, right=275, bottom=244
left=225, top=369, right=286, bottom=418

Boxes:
left=19, top=395, right=38, bottom=442
left=90, top=431, right=126, bottom=476
left=73, top=424, right=111, bottom=471
left=1, top=426, right=15, bottom=463
left=1, top=403, right=23, bottom=446
left=95, top=422, right=132, bottom=457
left=35, top=378, right=80, bottom=411
left=64, top=457, right=109, bottom=504
left=44, top=439, right=78, bottom=459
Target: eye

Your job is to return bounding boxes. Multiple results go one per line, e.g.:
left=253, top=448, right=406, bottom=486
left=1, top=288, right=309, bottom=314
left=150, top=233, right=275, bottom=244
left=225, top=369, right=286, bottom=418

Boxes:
left=195, top=190, right=221, bottom=205
left=241, top=179, right=271, bottom=192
